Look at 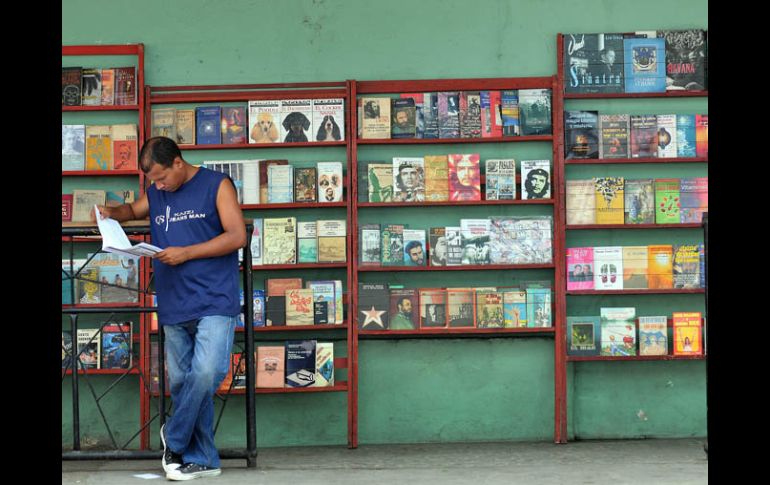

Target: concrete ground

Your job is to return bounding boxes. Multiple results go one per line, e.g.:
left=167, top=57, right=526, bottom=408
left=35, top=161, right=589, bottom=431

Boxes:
left=62, top=438, right=708, bottom=484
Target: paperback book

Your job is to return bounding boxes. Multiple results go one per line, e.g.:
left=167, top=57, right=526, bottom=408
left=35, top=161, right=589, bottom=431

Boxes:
left=567, top=316, right=601, bottom=356
left=600, top=307, right=637, bottom=356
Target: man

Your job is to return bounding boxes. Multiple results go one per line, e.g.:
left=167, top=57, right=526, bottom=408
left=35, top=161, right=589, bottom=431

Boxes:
left=524, top=168, right=550, bottom=199
left=405, top=240, right=425, bottom=266
left=394, top=162, right=425, bottom=202
left=391, top=108, right=414, bottom=136
left=389, top=297, right=415, bottom=330
left=93, top=136, right=246, bottom=481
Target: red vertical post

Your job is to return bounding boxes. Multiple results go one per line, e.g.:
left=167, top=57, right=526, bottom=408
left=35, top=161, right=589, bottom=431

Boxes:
left=348, top=80, right=359, bottom=449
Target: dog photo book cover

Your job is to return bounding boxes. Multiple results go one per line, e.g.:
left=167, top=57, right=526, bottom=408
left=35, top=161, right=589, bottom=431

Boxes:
left=249, top=100, right=282, bottom=144
left=280, top=99, right=313, bottom=143
left=312, top=98, right=345, bottom=142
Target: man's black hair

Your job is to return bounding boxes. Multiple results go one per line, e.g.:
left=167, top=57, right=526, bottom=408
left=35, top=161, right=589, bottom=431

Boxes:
left=405, top=240, right=423, bottom=253
left=139, top=136, right=182, bottom=173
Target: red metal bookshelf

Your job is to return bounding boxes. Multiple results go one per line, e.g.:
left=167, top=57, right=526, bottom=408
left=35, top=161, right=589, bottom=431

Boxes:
left=564, top=157, right=707, bottom=165
left=566, top=223, right=702, bottom=230
left=567, top=289, right=705, bottom=296
left=358, top=263, right=555, bottom=272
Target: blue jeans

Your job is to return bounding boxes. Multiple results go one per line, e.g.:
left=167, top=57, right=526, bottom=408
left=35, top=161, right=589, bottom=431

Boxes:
left=163, top=315, right=237, bottom=468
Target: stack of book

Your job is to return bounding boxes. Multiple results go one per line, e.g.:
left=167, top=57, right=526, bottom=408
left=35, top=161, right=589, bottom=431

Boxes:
left=264, top=278, right=344, bottom=327
left=62, top=66, right=137, bottom=106
left=62, top=124, right=139, bottom=171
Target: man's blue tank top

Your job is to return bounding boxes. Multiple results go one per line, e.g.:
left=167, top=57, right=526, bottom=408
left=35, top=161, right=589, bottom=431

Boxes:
left=147, top=167, right=240, bottom=325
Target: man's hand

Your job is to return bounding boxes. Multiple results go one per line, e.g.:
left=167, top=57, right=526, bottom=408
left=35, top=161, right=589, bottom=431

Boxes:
left=91, top=205, right=113, bottom=222
left=154, top=247, right=190, bottom=266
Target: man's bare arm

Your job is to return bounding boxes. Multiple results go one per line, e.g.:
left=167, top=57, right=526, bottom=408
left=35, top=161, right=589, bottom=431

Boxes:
left=93, top=194, right=150, bottom=222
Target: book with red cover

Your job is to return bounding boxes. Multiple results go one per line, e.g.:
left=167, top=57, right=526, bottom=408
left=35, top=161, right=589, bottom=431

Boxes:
left=62, top=195, right=73, bottom=222
left=448, top=153, right=481, bottom=201
left=114, top=67, right=137, bottom=106
left=695, top=114, right=708, bottom=158
left=222, top=106, right=248, bottom=144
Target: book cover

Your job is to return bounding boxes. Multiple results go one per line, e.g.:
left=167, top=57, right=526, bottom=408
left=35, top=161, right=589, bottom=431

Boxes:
left=679, top=177, right=708, bottom=223
left=72, top=189, right=106, bottom=223
left=256, top=346, right=285, bottom=388
left=599, top=114, right=630, bottom=159
left=389, top=288, right=418, bottom=330
left=391, top=98, right=416, bottom=139
left=85, top=125, right=112, bottom=170
left=297, top=221, right=318, bottom=263
left=294, top=167, right=318, bottom=203
left=422, top=92, right=439, bottom=139
left=81, top=68, right=102, bottom=106
left=437, top=92, right=460, bottom=138
left=196, top=106, right=222, bottom=145
left=359, top=223, right=381, bottom=266
left=656, top=114, right=678, bottom=158
left=317, top=220, right=347, bottom=263
left=285, top=340, right=316, bottom=387
left=567, top=247, right=594, bottom=290
left=519, top=89, right=552, bottom=135
left=314, top=302, right=329, bottom=324
left=673, top=244, right=701, bottom=289
left=221, top=106, right=247, bottom=144
left=262, top=217, right=297, bottom=265
left=231, top=353, right=248, bottom=390
left=267, top=164, right=294, bottom=203
left=260, top=160, right=288, bottom=202
left=673, top=312, right=702, bottom=355
left=676, top=114, right=697, bottom=158
left=152, top=107, right=177, bottom=140
left=248, top=100, right=282, bottom=144
left=114, top=67, right=137, bottom=105
left=76, top=266, right=100, bottom=304
left=484, top=159, right=516, bottom=201
left=489, top=216, right=553, bottom=265
left=445, top=226, right=463, bottom=266
left=357, top=161, right=369, bottom=202
left=564, top=33, right=624, bottom=94
left=424, top=155, right=449, bottom=202
left=286, top=288, right=315, bottom=326
left=92, top=253, right=137, bottom=303
left=101, top=322, right=132, bottom=369
left=381, top=224, right=405, bottom=266
left=62, top=194, right=73, bottom=222
left=564, top=110, right=599, bottom=159
left=479, top=90, right=503, bottom=138
left=428, top=227, right=447, bottom=267
left=62, top=125, right=86, bottom=171
left=460, top=219, right=491, bottom=265
left=655, top=179, right=681, bottom=223
left=630, top=115, right=658, bottom=158
left=401, top=93, right=424, bottom=138
left=77, top=328, right=100, bottom=369
left=402, top=229, right=426, bottom=266
left=567, top=316, right=601, bottom=356
left=648, top=244, right=674, bottom=289
left=448, top=153, right=481, bottom=201
left=624, top=37, right=666, bottom=93
left=521, top=160, right=551, bottom=199
left=600, top=307, right=637, bottom=356
left=62, top=66, right=82, bottom=106
left=500, top=90, right=520, bottom=136
left=358, top=282, right=389, bottom=330
left=593, top=246, right=624, bottom=290
left=312, top=98, right=345, bottom=142
left=476, top=290, right=504, bottom=328
left=333, top=280, right=343, bottom=324
left=313, top=342, right=334, bottom=387
left=622, top=246, right=649, bottom=289
left=317, top=161, right=344, bottom=203
left=526, top=287, right=552, bottom=327
left=459, top=91, right=482, bottom=138
left=419, top=289, right=447, bottom=328
left=111, top=124, right=138, bottom=170
left=594, top=177, right=624, bottom=224
left=658, top=30, right=706, bottom=91
left=502, top=289, right=528, bottom=327
left=62, top=331, right=73, bottom=369
left=566, top=180, right=596, bottom=225
left=100, top=68, right=114, bottom=105
left=392, top=157, right=425, bottom=202
left=280, top=99, right=313, bottom=142
left=238, top=289, right=266, bottom=328
left=624, top=179, right=655, bottom=224
left=306, top=280, right=337, bottom=324
left=446, top=288, right=475, bottom=328
left=696, top=114, right=708, bottom=158
left=367, top=162, right=394, bottom=202
left=172, top=109, right=195, bottom=145
left=639, top=316, right=668, bottom=356
left=360, top=97, right=391, bottom=139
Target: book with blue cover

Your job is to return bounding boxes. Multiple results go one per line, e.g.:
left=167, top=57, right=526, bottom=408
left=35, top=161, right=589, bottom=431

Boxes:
left=238, top=289, right=266, bottom=328
left=285, top=340, right=316, bottom=387
left=196, top=106, right=222, bottom=145
left=500, top=90, right=520, bottom=136
left=676, top=115, right=697, bottom=157
left=526, top=287, right=552, bottom=328
left=624, top=37, right=666, bottom=93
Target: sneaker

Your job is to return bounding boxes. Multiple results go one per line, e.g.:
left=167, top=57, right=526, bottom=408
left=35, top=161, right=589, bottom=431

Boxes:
left=160, top=424, right=183, bottom=473
left=166, top=462, right=222, bottom=481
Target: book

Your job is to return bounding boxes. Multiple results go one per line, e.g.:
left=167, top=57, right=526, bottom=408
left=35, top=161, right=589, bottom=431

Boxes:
left=62, top=66, right=82, bottom=106
left=367, top=163, right=394, bottom=202
left=460, top=219, right=491, bottom=265
left=401, top=93, right=424, bottom=138
left=238, top=289, right=266, bottom=328
left=81, top=68, right=102, bottom=106
left=445, top=288, right=475, bottom=328
left=402, top=229, right=426, bottom=266
left=101, top=322, right=132, bottom=369
left=313, top=342, right=334, bottom=387
left=360, top=97, right=391, bottom=139
left=114, top=67, right=137, bottom=105
left=526, top=287, right=552, bottom=328
left=62, top=125, right=86, bottom=171
left=111, top=124, right=138, bottom=170
left=280, top=99, right=313, bottom=142
left=152, top=107, right=177, bottom=140
left=260, top=160, right=288, bottom=202
left=359, top=224, right=381, bottom=266
left=389, top=288, right=418, bottom=330
left=422, top=92, right=439, bottom=139
left=564, top=110, right=599, bottom=159
left=630, top=115, right=658, bottom=158
left=673, top=312, right=702, bottom=355
left=424, top=155, right=449, bottom=202
left=392, top=157, right=425, bottom=202
left=203, top=160, right=258, bottom=204
left=297, top=221, right=318, bottom=263
left=317, top=162, right=344, bottom=203
left=294, top=167, right=318, bottom=203
left=285, top=340, right=316, bottom=387
left=286, top=288, right=315, bottom=326
left=316, top=220, right=347, bottom=263
left=593, top=177, right=624, bottom=224
left=62, top=331, right=74, bottom=369
left=381, top=224, right=405, bottom=266
left=262, top=217, right=297, bottom=264
left=174, top=109, right=195, bottom=145
left=391, top=98, right=416, bottom=139
left=673, top=244, right=701, bottom=289
left=599, top=114, right=630, bottom=159
left=256, top=346, right=285, bottom=388
left=500, top=90, right=520, bottom=136
left=72, top=190, right=106, bottom=222
left=566, top=180, right=596, bottom=225
left=314, top=301, right=329, bottom=324
left=76, top=266, right=101, bottom=304
left=484, top=159, right=516, bottom=201
left=696, top=114, right=708, bottom=158
left=265, top=278, right=303, bottom=326
left=267, top=164, right=294, bottom=203
left=230, top=353, right=247, bottom=390
left=459, top=91, right=482, bottom=138
left=655, top=179, right=681, bottom=224
left=448, top=154, right=481, bottom=201
left=479, top=90, right=502, bottom=138
left=648, top=245, right=674, bottom=289
left=332, top=280, right=343, bottom=324
left=437, top=92, right=460, bottom=138
left=428, top=227, right=447, bottom=267
left=622, top=246, right=649, bottom=289
left=221, top=106, right=248, bottom=144
left=658, top=30, right=707, bottom=91
left=94, top=208, right=163, bottom=257
left=91, top=253, right=138, bottom=303
left=420, top=289, right=447, bottom=328
left=676, top=114, right=697, bottom=158
left=567, top=316, right=601, bottom=356
left=85, top=125, right=112, bottom=171
left=502, top=289, right=527, bottom=327
left=62, top=195, right=73, bottom=222
left=624, top=179, right=655, bottom=224
left=567, top=247, right=594, bottom=291
left=475, top=290, right=504, bottom=328
left=624, top=37, right=666, bottom=93
left=489, top=216, right=553, bottom=265
left=564, top=33, right=625, bottom=94
left=639, top=316, right=668, bottom=356
left=358, top=282, right=389, bottom=330
left=100, top=68, right=114, bottom=105
left=357, top=161, right=369, bottom=202
left=313, top=98, right=345, bottom=142
left=519, top=89, right=552, bottom=135
left=196, top=106, right=222, bottom=145
left=600, top=307, right=637, bottom=356
left=656, top=114, right=678, bottom=158
left=521, top=160, right=551, bottom=199
left=679, top=177, right=708, bottom=223
left=306, top=280, right=336, bottom=324
left=248, top=100, right=282, bottom=144
left=445, top=226, right=464, bottom=266
left=77, top=328, right=101, bottom=369
left=593, top=246, right=623, bottom=290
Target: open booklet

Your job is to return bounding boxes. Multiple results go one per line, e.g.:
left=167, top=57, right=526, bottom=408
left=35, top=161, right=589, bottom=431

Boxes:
left=94, top=205, right=163, bottom=258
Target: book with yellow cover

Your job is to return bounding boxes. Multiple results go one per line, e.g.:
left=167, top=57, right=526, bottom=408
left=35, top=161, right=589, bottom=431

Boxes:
left=424, top=155, right=449, bottom=201
left=648, top=245, right=674, bottom=289
left=566, top=180, right=596, bottom=225
left=673, top=312, right=702, bottom=355
left=594, top=177, right=624, bottom=224
left=286, top=288, right=314, bottom=326
left=85, top=125, right=112, bottom=170
left=622, top=246, right=648, bottom=289
left=262, top=217, right=297, bottom=265
left=316, top=220, right=347, bottom=263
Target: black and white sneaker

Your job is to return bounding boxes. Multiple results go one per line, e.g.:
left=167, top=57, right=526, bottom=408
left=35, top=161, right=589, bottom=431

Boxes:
left=166, top=462, right=222, bottom=481
left=160, top=424, right=183, bottom=473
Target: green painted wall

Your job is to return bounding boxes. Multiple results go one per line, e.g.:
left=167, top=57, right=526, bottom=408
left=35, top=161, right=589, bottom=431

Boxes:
left=62, top=0, right=708, bottom=449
